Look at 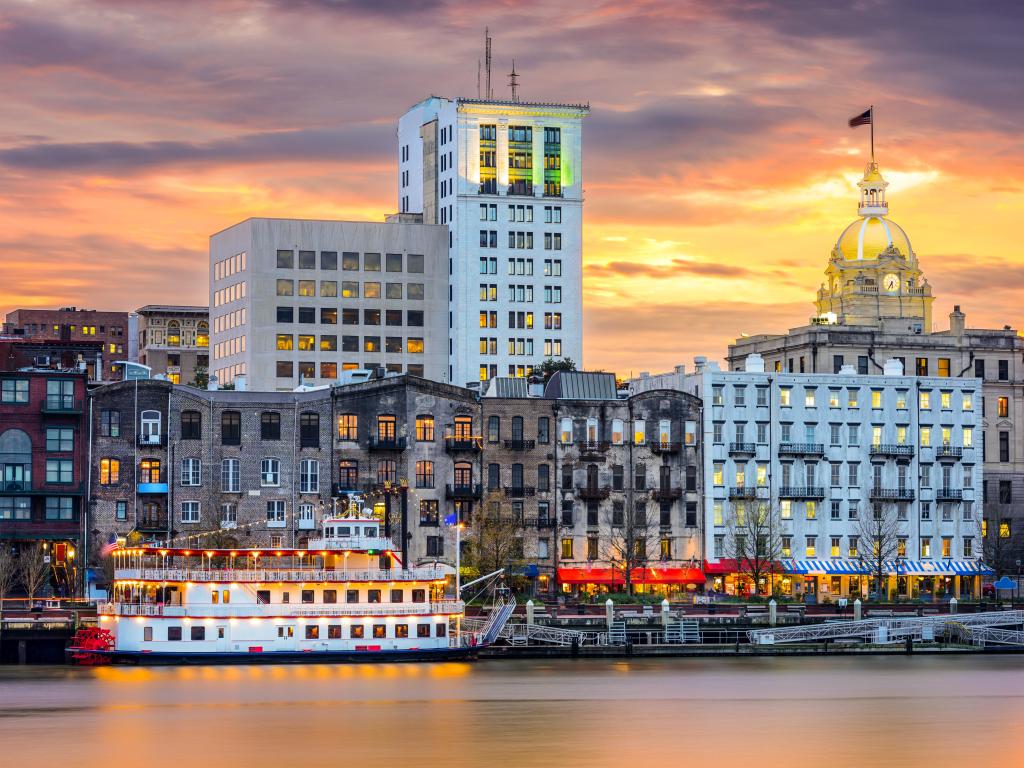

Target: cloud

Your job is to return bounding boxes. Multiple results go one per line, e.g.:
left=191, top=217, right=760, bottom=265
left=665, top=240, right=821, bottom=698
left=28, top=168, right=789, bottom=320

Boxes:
left=588, top=259, right=754, bottom=279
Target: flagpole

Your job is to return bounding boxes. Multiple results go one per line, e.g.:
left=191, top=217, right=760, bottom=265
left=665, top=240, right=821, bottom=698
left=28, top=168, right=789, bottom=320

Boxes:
left=870, top=104, right=875, bottom=163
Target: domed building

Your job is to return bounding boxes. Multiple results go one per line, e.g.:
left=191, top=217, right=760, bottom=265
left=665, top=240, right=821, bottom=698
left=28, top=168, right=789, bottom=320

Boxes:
left=814, top=162, right=933, bottom=331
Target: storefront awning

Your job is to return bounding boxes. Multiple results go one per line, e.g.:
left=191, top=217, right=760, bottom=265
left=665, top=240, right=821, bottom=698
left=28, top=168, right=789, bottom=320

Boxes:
left=557, top=566, right=704, bottom=585
left=781, top=559, right=993, bottom=576
left=703, top=559, right=785, bottom=575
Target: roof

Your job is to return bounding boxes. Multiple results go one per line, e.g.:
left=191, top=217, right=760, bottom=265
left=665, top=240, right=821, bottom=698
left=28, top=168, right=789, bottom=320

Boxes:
left=455, top=97, right=590, bottom=112
left=544, top=371, right=617, bottom=400
left=485, top=377, right=530, bottom=398
left=135, top=305, right=209, bottom=316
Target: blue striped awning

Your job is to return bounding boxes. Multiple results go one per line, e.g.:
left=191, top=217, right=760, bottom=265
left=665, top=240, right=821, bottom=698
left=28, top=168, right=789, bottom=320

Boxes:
left=782, top=559, right=992, bottom=576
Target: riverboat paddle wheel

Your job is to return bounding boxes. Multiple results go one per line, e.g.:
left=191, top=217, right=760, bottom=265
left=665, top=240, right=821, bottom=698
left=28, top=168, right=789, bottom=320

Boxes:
left=69, top=627, right=115, bottom=665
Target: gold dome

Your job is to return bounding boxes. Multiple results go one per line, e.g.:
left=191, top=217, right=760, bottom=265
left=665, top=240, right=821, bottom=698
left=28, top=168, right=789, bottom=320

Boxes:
left=835, top=215, right=913, bottom=261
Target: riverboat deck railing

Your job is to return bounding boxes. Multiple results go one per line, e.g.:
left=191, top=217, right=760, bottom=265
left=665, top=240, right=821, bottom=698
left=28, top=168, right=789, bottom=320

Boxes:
left=113, top=566, right=451, bottom=583
left=99, top=600, right=464, bottom=618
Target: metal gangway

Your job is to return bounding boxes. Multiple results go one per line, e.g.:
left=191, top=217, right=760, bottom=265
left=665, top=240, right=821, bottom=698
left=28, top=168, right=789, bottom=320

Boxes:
left=748, top=610, right=1024, bottom=646
left=461, top=615, right=594, bottom=647
left=479, top=595, right=517, bottom=646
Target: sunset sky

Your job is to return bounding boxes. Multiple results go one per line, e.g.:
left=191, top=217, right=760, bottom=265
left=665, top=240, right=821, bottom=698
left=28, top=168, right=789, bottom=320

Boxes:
left=1, top=0, right=1022, bottom=376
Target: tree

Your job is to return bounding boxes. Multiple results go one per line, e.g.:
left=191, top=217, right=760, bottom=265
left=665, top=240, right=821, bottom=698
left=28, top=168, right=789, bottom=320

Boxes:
left=0, top=547, right=18, bottom=619
left=726, top=502, right=783, bottom=598
left=189, top=365, right=209, bottom=389
left=855, top=501, right=905, bottom=601
left=18, top=546, right=50, bottom=603
left=535, top=357, right=576, bottom=383
left=979, top=503, right=1022, bottom=579
left=603, top=500, right=659, bottom=595
left=463, top=491, right=526, bottom=582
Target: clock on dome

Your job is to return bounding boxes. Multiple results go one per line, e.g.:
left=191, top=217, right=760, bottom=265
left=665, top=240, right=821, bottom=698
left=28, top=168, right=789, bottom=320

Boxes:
left=883, top=273, right=899, bottom=292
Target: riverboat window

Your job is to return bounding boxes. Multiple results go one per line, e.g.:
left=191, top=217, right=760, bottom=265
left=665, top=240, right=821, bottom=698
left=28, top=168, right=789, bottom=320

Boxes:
left=211, top=589, right=219, bottom=604
left=305, top=625, right=319, bottom=639
left=323, top=590, right=337, bottom=604
left=368, top=589, right=382, bottom=603
left=417, top=624, right=430, bottom=638
left=191, top=626, right=205, bottom=641
left=302, top=590, right=314, bottom=603
left=261, top=458, right=280, bottom=486
left=261, top=412, right=281, bottom=441
left=391, top=589, right=404, bottom=603
left=350, top=625, right=364, bottom=638
left=143, top=627, right=153, bottom=642
left=328, top=625, right=342, bottom=639
left=256, top=590, right=270, bottom=604
left=346, top=590, right=359, bottom=603
left=277, top=626, right=294, bottom=638
left=373, top=625, right=386, bottom=638
left=410, top=589, right=426, bottom=603
left=436, top=623, right=447, bottom=637
left=395, top=624, right=409, bottom=638
left=168, top=626, right=182, bottom=641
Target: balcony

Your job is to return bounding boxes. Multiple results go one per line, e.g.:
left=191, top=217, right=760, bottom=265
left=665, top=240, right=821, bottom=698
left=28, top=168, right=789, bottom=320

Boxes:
left=870, top=487, right=915, bottom=501
left=870, top=443, right=915, bottom=458
left=135, top=514, right=169, bottom=532
left=650, top=441, right=682, bottom=455
left=445, top=483, right=483, bottom=500
left=728, top=442, right=756, bottom=455
left=503, top=439, right=536, bottom=451
left=729, top=486, right=758, bottom=500
left=576, top=485, right=611, bottom=501
left=778, top=443, right=824, bottom=457
left=138, top=433, right=167, bottom=447
left=504, top=486, right=536, bottom=498
left=332, top=482, right=361, bottom=496
left=41, top=397, right=83, bottom=414
left=368, top=436, right=407, bottom=451
left=936, top=446, right=963, bottom=461
left=577, top=441, right=610, bottom=460
left=651, top=486, right=683, bottom=502
left=936, top=487, right=964, bottom=501
left=534, top=517, right=557, bottom=529
left=444, top=436, right=481, bottom=453
left=0, top=478, right=31, bottom=493
left=137, top=482, right=169, bottom=494
left=779, top=486, right=825, bottom=500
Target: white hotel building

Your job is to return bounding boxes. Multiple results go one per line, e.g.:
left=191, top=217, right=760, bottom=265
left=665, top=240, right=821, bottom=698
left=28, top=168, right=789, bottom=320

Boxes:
left=687, top=354, right=984, bottom=601
left=397, top=97, right=589, bottom=387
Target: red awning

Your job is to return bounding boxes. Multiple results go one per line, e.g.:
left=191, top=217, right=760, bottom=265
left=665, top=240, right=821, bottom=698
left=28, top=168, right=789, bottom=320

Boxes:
left=557, top=567, right=704, bottom=585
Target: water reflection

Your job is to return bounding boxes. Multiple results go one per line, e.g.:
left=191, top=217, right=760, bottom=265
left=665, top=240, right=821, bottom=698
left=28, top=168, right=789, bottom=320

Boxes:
left=2, top=657, right=1024, bottom=767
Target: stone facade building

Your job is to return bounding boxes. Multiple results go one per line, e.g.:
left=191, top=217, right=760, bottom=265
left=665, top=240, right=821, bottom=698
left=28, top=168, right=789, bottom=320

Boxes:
left=134, top=305, right=210, bottom=385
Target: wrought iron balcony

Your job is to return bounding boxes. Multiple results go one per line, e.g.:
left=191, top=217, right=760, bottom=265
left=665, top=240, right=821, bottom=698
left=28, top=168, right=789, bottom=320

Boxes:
left=368, top=436, right=407, bottom=451
left=503, top=439, right=536, bottom=451
left=778, top=443, right=824, bottom=456
left=729, top=486, right=758, bottom=500
left=936, top=445, right=963, bottom=461
left=444, top=436, right=480, bottom=453
left=504, top=486, right=536, bottom=498
left=779, top=486, right=825, bottom=500
left=936, top=487, right=964, bottom=501
left=445, top=483, right=482, bottom=500
left=869, top=443, right=914, bottom=458
left=870, top=487, right=915, bottom=501
left=728, top=442, right=756, bottom=455
left=650, top=441, right=683, bottom=455
left=651, top=486, right=683, bottom=502
left=138, top=433, right=167, bottom=447
left=576, top=485, right=611, bottom=501
left=135, top=514, right=169, bottom=532
left=577, top=440, right=610, bottom=459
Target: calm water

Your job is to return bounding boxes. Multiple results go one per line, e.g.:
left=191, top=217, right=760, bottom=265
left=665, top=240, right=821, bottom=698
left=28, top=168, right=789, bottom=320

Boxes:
left=2, top=656, right=1024, bottom=767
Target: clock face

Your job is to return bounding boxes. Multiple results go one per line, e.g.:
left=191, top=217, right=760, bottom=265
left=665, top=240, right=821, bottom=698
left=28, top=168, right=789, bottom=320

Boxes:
left=883, top=273, right=899, bottom=292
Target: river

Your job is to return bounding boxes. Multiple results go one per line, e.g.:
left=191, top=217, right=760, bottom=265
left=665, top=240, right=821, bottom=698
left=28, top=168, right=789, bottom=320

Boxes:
left=2, top=656, right=1023, bottom=767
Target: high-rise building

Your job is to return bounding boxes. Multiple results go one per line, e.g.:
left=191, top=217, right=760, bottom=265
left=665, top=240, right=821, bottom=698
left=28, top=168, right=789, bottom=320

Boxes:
left=397, top=97, right=589, bottom=387
left=729, top=161, right=1024, bottom=558
left=134, top=305, right=209, bottom=385
left=208, top=217, right=449, bottom=391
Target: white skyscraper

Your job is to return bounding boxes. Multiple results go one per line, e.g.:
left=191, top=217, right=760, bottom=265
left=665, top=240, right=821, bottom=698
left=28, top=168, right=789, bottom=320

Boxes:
left=397, top=96, right=589, bottom=387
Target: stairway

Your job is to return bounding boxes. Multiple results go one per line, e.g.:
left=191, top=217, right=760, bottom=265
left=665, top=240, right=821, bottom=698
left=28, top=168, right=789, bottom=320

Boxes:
left=608, top=619, right=627, bottom=646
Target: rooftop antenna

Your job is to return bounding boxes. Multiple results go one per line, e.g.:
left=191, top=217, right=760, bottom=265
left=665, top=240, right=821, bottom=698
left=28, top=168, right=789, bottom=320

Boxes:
left=477, top=58, right=481, bottom=99
left=509, top=59, right=519, bottom=102
left=484, top=27, right=493, bottom=99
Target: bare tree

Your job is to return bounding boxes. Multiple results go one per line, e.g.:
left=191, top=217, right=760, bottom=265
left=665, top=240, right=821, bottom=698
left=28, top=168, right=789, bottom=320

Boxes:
left=603, top=500, right=659, bottom=595
left=0, top=547, right=18, bottom=617
left=726, top=502, right=783, bottom=598
left=855, top=501, right=905, bottom=601
left=979, top=503, right=1023, bottom=579
left=463, top=491, right=525, bottom=580
left=18, top=547, right=50, bottom=603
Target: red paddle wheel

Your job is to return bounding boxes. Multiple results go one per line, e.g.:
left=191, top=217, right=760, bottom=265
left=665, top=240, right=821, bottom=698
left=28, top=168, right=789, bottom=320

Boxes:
left=69, top=627, right=115, bottom=665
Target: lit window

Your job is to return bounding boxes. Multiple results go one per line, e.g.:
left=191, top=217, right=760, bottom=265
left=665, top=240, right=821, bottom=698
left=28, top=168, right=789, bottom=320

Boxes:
left=779, top=388, right=791, bottom=406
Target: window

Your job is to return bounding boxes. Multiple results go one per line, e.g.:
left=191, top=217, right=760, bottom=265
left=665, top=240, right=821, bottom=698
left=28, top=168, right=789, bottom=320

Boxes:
left=1000, top=431, right=1010, bottom=462
left=415, top=460, right=435, bottom=488
left=221, top=458, right=240, bottom=493
left=299, top=413, right=320, bottom=448
left=338, top=460, right=358, bottom=490
left=221, top=412, right=241, bottom=445
left=180, top=458, right=201, bottom=486
left=100, top=409, right=120, bottom=437
left=46, top=459, right=73, bottom=484
left=179, top=411, right=201, bottom=440
left=561, top=538, right=574, bottom=559
left=299, top=459, right=319, bottom=493
left=998, top=396, right=1009, bottom=417
left=916, top=358, right=928, bottom=376
left=377, top=459, right=397, bottom=484
left=999, top=360, right=1009, bottom=381
left=416, top=415, right=435, bottom=442
left=487, top=416, right=500, bottom=443
left=419, top=500, right=439, bottom=527
left=46, top=379, right=75, bottom=410
left=1, top=379, right=29, bottom=403
left=261, top=458, right=281, bottom=486
left=266, top=500, right=286, bottom=527
left=45, top=427, right=73, bottom=452
left=337, top=414, right=358, bottom=441
left=180, top=501, right=200, bottom=524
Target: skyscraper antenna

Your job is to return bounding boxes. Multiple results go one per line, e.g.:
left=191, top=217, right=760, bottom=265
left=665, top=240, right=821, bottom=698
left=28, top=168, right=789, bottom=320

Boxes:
left=484, top=27, right=492, bottom=99
left=509, top=59, right=519, bottom=102
left=477, top=59, right=481, bottom=99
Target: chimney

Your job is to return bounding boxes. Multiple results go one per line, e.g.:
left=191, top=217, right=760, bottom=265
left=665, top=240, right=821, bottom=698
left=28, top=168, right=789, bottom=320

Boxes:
left=949, top=305, right=966, bottom=338
left=694, top=355, right=707, bottom=373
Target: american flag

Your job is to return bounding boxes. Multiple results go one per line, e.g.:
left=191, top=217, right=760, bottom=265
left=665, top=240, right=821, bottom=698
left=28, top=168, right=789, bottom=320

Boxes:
left=849, top=108, right=872, bottom=128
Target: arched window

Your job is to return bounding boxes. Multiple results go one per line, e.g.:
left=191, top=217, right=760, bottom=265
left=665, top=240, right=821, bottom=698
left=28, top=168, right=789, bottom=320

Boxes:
left=0, top=429, right=32, bottom=490
left=416, top=415, right=435, bottom=441
left=559, top=417, right=573, bottom=444
left=166, top=321, right=181, bottom=347
left=487, top=415, right=500, bottom=443
left=377, top=459, right=397, bottom=484
left=180, top=410, right=201, bottom=439
left=511, top=416, right=524, bottom=441
left=586, top=418, right=599, bottom=442
left=415, top=460, right=434, bottom=488
left=196, top=321, right=209, bottom=348
left=377, top=415, right=397, bottom=440
left=453, top=416, right=473, bottom=439
left=140, top=410, right=161, bottom=443
left=261, top=457, right=281, bottom=486
left=453, top=461, right=473, bottom=487
left=611, top=419, right=624, bottom=445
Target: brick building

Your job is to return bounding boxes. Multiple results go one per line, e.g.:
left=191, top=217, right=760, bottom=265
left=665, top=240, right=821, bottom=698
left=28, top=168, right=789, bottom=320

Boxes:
left=3, top=307, right=129, bottom=381
left=0, top=369, right=88, bottom=594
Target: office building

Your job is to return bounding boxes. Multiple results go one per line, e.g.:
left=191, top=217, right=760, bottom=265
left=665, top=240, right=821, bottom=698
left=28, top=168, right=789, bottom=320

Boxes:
left=398, top=96, right=589, bottom=386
